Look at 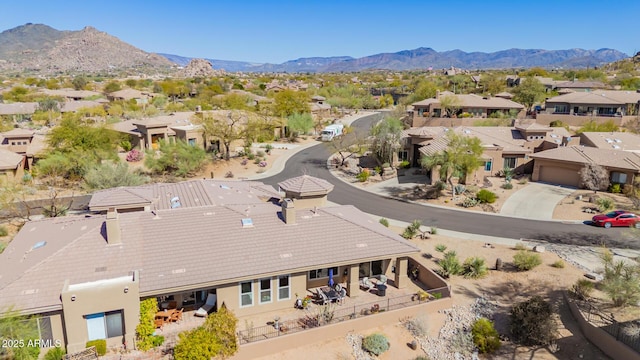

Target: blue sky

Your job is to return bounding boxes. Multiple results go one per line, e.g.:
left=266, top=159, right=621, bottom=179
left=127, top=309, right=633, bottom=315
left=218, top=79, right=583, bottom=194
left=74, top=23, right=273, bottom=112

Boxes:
left=2, top=0, right=638, bottom=63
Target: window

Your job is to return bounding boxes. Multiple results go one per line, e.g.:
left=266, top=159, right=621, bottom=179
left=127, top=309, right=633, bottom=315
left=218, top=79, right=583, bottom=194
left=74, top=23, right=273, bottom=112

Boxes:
left=484, top=160, right=492, bottom=172
left=86, top=310, right=123, bottom=341
left=309, top=267, right=339, bottom=280
left=611, top=172, right=627, bottom=184
left=278, top=275, right=290, bottom=301
left=503, top=157, right=516, bottom=169
left=554, top=105, right=568, bottom=113
left=371, top=260, right=383, bottom=276
left=240, top=281, right=253, bottom=307
left=259, top=278, right=272, bottom=304
left=188, top=138, right=197, bottom=146
left=398, top=150, right=408, bottom=162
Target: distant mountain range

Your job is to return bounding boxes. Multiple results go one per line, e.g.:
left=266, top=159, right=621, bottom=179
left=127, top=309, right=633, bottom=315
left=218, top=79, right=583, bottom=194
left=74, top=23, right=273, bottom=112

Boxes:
left=161, top=47, right=628, bottom=73
left=0, top=23, right=629, bottom=74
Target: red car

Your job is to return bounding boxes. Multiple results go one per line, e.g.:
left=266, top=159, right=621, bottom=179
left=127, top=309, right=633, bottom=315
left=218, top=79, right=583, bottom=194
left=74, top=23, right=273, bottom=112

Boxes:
left=592, top=210, right=640, bottom=229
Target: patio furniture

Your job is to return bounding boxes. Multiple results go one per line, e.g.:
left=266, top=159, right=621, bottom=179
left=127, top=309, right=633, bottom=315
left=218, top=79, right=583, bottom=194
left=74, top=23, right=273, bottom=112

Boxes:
left=360, top=277, right=375, bottom=291
left=337, top=288, right=347, bottom=305
left=155, top=309, right=175, bottom=325
left=154, top=318, right=164, bottom=329
left=171, top=308, right=184, bottom=322
left=378, top=275, right=387, bottom=285
left=377, top=283, right=387, bottom=297
left=320, top=286, right=340, bottom=303
left=194, top=293, right=217, bottom=317
left=168, top=301, right=178, bottom=309
left=316, top=289, right=330, bottom=305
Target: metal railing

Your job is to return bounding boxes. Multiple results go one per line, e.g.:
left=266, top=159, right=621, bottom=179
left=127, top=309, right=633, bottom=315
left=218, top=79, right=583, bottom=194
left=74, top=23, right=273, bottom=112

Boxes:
left=573, top=298, right=640, bottom=353
left=237, top=286, right=448, bottom=344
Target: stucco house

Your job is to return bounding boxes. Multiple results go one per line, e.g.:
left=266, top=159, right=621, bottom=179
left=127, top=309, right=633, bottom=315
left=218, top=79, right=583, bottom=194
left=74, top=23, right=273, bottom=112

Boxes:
left=411, top=91, right=525, bottom=127
left=0, top=175, right=420, bottom=354
left=401, top=123, right=578, bottom=183
left=543, top=90, right=640, bottom=117
left=0, top=128, right=46, bottom=178
left=579, top=132, right=640, bottom=152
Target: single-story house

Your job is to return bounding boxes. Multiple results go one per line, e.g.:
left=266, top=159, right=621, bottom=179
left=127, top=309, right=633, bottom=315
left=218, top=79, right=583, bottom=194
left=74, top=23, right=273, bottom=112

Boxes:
left=553, top=80, right=608, bottom=93
left=579, top=132, right=640, bottom=152
left=401, top=123, right=578, bottom=183
left=411, top=91, right=525, bottom=127
left=40, top=89, right=102, bottom=101
left=531, top=146, right=640, bottom=187
left=0, top=147, right=25, bottom=181
left=0, top=128, right=46, bottom=175
left=543, top=90, right=640, bottom=117
left=0, top=175, right=420, bottom=353
left=110, top=113, right=205, bottom=151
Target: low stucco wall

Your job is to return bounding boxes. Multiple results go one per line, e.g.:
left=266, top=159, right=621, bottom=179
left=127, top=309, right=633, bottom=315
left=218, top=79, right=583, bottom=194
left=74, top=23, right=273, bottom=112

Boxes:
left=231, top=297, right=453, bottom=360
left=408, top=257, right=451, bottom=297
left=565, top=292, right=640, bottom=360
left=536, top=113, right=637, bottom=127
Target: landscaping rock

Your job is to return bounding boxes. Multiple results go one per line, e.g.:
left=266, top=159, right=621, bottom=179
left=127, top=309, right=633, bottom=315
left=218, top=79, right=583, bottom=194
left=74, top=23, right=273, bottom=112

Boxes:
left=534, top=246, right=545, bottom=253
left=585, top=273, right=603, bottom=281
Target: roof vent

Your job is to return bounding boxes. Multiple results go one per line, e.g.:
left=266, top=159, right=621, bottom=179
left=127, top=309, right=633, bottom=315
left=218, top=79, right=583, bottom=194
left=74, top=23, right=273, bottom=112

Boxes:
left=95, top=266, right=107, bottom=272
left=241, top=218, right=254, bottom=228
left=31, top=241, right=47, bottom=250
left=220, top=184, right=230, bottom=189
left=170, top=196, right=181, bottom=209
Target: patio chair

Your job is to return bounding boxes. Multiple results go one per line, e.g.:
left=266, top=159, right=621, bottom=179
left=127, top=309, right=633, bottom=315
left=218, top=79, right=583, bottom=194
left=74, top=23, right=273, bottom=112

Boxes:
left=154, top=318, right=164, bottom=329
left=194, top=293, right=217, bottom=317
left=359, top=277, right=375, bottom=291
left=316, top=289, right=329, bottom=305
left=378, top=275, right=387, bottom=285
left=338, top=288, right=347, bottom=305
left=171, top=308, right=184, bottom=322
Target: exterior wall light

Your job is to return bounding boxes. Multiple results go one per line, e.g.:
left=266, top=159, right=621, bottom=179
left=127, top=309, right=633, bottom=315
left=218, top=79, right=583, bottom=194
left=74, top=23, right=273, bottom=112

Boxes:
left=71, top=295, right=76, bottom=301
left=124, top=287, right=129, bottom=294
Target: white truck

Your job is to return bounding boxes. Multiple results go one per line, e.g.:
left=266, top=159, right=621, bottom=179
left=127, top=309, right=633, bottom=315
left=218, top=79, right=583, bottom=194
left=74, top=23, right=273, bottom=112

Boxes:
left=321, top=124, right=344, bottom=141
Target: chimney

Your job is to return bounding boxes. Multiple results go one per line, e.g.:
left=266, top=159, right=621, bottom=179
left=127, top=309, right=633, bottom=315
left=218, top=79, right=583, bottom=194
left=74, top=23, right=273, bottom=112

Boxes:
left=435, top=90, right=440, bottom=100
left=281, top=198, right=295, bottom=225
left=106, top=207, right=121, bottom=244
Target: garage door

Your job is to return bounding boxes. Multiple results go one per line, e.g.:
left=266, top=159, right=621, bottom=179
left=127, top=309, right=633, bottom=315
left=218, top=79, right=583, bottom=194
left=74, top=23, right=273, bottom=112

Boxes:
left=538, top=166, right=581, bottom=187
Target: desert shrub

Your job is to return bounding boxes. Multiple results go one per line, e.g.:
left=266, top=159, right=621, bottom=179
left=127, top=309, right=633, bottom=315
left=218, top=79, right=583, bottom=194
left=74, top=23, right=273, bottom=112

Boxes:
left=513, top=251, right=542, bottom=271
left=518, top=176, right=529, bottom=185
left=472, top=318, right=501, bottom=353
left=596, top=197, right=614, bottom=212
left=435, top=244, right=447, bottom=253
left=253, top=158, right=261, bottom=164
left=374, top=166, right=382, bottom=175
left=430, top=226, right=438, bottom=235
left=402, top=220, right=421, bottom=239
left=247, top=152, right=256, bottom=160
left=551, top=260, right=565, bottom=268
left=399, top=160, right=410, bottom=169
left=357, top=169, right=370, bottom=182
left=173, top=306, right=238, bottom=360
left=86, top=339, right=107, bottom=356
left=44, top=347, right=66, bottom=360
left=501, top=182, right=513, bottom=190
left=0, top=226, right=7, bottom=237
left=265, top=144, right=273, bottom=152
left=126, top=149, right=143, bottom=162
left=258, top=161, right=267, bottom=167
left=151, top=335, right=165, bottom=347
left=434, top=180, right=447, bottom=191
left=381, top=162, right=390, bottom=168
left=609, top=183, right=622, bottom=193
left=83, top=162, right=149, bottom=190
left=0, top=243, right=5, bottom=254
left=379, top=218, right=389, bottom=227
left=461, top=197, right=478, bottom=208
left=406, top=314, right=429, bottom=337
left=136, top=298, right=158, bottom=351
left=362, top=333, right=389, bottom=356
left=438, top=251, right=462, bottom=278
left=463, top=257, right=488, bottom=279
left=549, top=120, right=565, bottom=127
left=225, top=171, right=234, bottom=178
left=570, top=279, right=595, bottom=300
left=120, top=140, right=133, bottom=152
left=476, top=189, right=497, bottom=203
left=510, top=296, right=557, bottom=346
left=455, top=184, right=466, bottom=194
left=256, top=150, right=265, bottom=157
left=600, top=248, right=640, bottom=307
left=514, top=243, right=527, bottom=251
left=240, top=158, right=248, bottom=166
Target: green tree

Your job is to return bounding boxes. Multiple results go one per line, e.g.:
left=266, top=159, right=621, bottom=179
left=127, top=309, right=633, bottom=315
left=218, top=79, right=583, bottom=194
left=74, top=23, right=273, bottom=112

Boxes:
left=46, top=118, right=122, bottom=162
left=576, top=120, right=619, bottom=133
left=72, top=76, right=88, bottom=90
left=0, top=308, right=41, bottom=360
left=420, top=132, right=483, bottom=197
left=472, top=318, right=501, bottom=353
left=370, top=116, right=403, bottom=164
left=103, top=81, right=121, bottom=94
left=287, top=113, right=314, bottom=137
left=211, top=93, right=252, bottom=111
left=273, top=89, right=310, bottom=117
left=512, top=76, right=546, bottom=113
left=439, top=95, right=462, bottom=118
left=579, top=163, right=610, bottom=193
left=196, top=110, right=248, bottom=160
left=83, top=162, right=149, bottom=190
left=600, top=248, right=640, bottom=307
left=480, top=73, right=506, bottom=95
left=144, top=139, right=207, bottom=177
left=510, top=296, right=558, bottom=346
left=136, top=298, right=158, bottom=351
left=173, top=306, right=238, bottom=360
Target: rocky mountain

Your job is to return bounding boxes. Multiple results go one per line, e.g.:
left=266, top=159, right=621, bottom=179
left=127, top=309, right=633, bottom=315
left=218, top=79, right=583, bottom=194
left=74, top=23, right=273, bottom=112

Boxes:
left=162, top=47, right=628, bottom=73
left=0, top=23, right=173, bottom=74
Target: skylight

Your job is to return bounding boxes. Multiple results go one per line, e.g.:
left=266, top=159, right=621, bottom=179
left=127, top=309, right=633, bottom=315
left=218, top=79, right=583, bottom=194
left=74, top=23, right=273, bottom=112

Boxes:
left=220, top=184, right=230, bottom=189
left=31, top=241, right=46, bottom=250
left=241, top=218, right=254, bottom=227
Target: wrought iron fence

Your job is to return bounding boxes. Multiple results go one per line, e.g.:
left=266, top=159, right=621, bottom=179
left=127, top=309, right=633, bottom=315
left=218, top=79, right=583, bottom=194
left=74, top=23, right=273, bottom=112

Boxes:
left=237, top=286, right=449, bottom=345
left=574, top=298, right=640, bottom=353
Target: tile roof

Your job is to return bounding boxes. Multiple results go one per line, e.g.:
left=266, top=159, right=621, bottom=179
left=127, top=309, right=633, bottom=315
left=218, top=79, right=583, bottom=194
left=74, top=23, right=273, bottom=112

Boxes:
left=545, top=90, right=640, bottom=105
left=0, top=198, right=419, bottom=313
left=531, top=146, right=640, bottom=171
left=60, top=100, right=105, bottom=113
left=278, top=175, right=334, bottom=196
left=0, top=148, right=23, bottom=169
left=1, top=128, right=34, bottom=138
left=580, top=132, right=640, bottom=151
left=0, top=102, right=37, bottom=115
left=412, top=93, right=524, bottom=109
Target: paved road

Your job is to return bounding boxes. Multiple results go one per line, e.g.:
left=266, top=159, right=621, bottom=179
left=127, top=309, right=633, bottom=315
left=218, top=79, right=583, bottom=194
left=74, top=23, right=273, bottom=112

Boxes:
left=261, top=113, right=634, bottom=249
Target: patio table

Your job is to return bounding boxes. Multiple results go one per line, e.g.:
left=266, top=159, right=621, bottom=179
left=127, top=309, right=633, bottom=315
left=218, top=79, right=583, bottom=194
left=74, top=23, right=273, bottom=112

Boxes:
left=320, top=286, right=340, bottom=302
left=155, top=309, right=176, bottom=324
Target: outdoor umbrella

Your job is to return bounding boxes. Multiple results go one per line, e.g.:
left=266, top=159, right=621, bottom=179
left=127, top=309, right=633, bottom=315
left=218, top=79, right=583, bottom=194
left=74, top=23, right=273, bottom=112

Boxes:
left=328, top=268, right=335, bottom=287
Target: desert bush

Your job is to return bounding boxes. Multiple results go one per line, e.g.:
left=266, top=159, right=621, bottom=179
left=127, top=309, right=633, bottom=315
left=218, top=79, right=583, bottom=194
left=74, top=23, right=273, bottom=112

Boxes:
left=174, top=306, right=238, bottom=360
left=518, top=176, right=529, bottom=185
left=406, top=315, right=429, bottom=337
left=240, top=159, right=248, bottom=166
left=514, top=243, right=527, bottom=251
left=0, top=243, right=5, bottom=254
left=357, top=169, right=370, bottom=182
left=549, top=120, right=565, bottom=127
left=434, top=180, right=447, bottom=191
left=600, top=248, right=640, bottom=307
left=461, top=197, right=478, bottom=208
left=225, top=171, right=234, bottom=178
left=44, top=347, right=66, bottom=360
left=510, top=296, right=557, bottom=346
left=83, top=162, right=149, bottom=190
left=136, top=298, right=159, bottom=351
left=258, top=161, right=267, bottom=167
left=472, top=318, right=501, bottom=353
left=463, top=257, right=488, bottom=279
left=247, top=152, right=255, bottom=160
left=381, top=162, right=390, bottom=168
left=0, top=225, right=7, bottom=237
left=434, top=244, right=447, bottom=253
left=551, top=260, right=565, bottom=268
left=126, top=149, right=143, bottom=162
left=476, top=189, right=497, bottom=203
left=430, top=226, right=438, bottom=235
left=438, top=251, right=462, bottom=278
left=399, top=160, right=410, bottom=169
left=362, top=333, right=389, bottom=356
left=501, top=183, right=513, bottom=190
left=120, top=140, right=132, bottom=152
left=455, top=184, right=466, bottom=194
left=596, top=197, right=614, bottom=212
left=86, top=339, right=107, bottom=356
left=256, top=150, right=265, bottom=157
left=570, top=279, right=595, bottom=300
left=609, top=183, right=622, bottom=194
left=513, top=251, right=542, bottom=271
left=379, top=218, right=389, bottom=227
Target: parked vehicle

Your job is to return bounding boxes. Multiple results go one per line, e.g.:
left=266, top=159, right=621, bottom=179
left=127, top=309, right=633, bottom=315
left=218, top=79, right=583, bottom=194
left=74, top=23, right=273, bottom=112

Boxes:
left=592, top=210, right=640, bottom=228
left=321, top=124, right=344, bottom=141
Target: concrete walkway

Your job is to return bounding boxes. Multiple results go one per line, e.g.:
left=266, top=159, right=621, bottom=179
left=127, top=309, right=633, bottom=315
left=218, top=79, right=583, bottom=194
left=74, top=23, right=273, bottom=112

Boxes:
left=500, top=182, right=575, bottom=220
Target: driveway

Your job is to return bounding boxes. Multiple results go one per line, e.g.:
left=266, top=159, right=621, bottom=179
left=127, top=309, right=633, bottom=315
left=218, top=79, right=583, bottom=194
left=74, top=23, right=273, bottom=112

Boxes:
left=500, top=182, right=575, bottom=220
